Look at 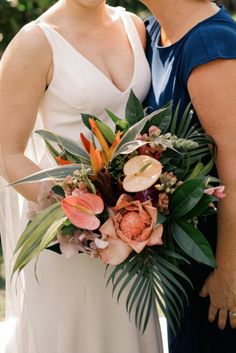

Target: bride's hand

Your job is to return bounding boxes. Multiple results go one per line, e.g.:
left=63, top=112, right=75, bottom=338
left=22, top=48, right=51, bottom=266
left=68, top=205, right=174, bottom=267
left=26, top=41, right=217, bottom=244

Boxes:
left=200, top=268, right=236, bottom=330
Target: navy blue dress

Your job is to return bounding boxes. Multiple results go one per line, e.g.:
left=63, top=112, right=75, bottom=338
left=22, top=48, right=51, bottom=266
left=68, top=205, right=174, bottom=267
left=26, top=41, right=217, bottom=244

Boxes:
left=145, top=7, right=236, bottom=353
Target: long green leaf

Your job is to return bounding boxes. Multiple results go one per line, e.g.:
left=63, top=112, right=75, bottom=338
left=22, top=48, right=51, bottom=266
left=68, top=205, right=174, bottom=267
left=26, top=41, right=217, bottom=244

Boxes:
left=13, top=205, right=65, bottom=274
left=81, top=113, right=99, bottom=131
left=126, top=265, right=147, bottom=315
left=14, top=203, right=61, bottom=253
left=137, top=279, right=152, bottom=332
left=171, top=220, right=216, bottom=267
left=151, top=265, right=184, bottom=310
left=157, top=248, right=190, bottom=264
left=115, top=140, right=147, bottom=155
left=170, top=101, right=180, bottom=134
left=183, top=194, right=217, bottom=219
left=147, top=101, right=173, bottom=133
left=170, top=177, right=206, bottom=218
left=177, top=102, right=193, bottom=137
left=152, top=253, right=193, bottom=288
left=135, top=276, right=149, bottom=329
left=141, top=281, right=154, bottom=333
left=95, top=120, right=115, bottom=144
left=38, top=216, right=67, bottom=252
left=112, top=107, right=167, bottom=159
left=152, top=276, right=179, bottom=333
left=35, top=130, right=90, bottom=162
left=111, top=255, right=141, bottom=296
left=151, top=255, right=190, bottom=302
left=125, top=89, right=144, bottom=125
left=10, top=164, right=92, bottom=185
left=116, top=256, right=146, bottom=302
left=152, top=271, right=181, bottom=322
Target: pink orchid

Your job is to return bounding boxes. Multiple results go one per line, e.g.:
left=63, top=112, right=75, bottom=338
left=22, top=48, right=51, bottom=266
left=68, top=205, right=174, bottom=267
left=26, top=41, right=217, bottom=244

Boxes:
left=61, top=193, right=104, bottom=230
left=98, top=194, right=163, bottom=265
left=204, top=185, right=225, bottom=199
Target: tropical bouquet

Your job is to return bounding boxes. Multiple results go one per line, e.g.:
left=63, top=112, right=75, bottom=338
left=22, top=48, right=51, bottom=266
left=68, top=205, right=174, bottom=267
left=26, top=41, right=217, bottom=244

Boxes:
left=12, top=91, right=224, bottom=333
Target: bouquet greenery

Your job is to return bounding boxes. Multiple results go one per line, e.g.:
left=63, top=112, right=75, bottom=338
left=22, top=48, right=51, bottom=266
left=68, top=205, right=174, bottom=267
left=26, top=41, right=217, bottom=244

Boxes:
left=12, top=91, right=224, bottom=333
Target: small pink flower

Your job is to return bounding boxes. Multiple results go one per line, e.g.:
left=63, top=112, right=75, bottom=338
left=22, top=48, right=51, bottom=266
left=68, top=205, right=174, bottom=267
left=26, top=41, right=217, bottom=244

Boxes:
left=148, top=126, right=161, bottom=136
left=57, top=230, right=86, bottom=258
left=99, top=194, right=163, bottom=265
left=72, top=184, right=88, bottom=197
left=204, top=185, right=225, bottom=199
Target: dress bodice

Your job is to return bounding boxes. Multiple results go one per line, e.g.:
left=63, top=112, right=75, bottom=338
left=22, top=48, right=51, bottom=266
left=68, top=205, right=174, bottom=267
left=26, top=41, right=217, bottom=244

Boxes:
left=0, top=8, right=165, bottom=353
left=35, top=7, right=151, bottom=140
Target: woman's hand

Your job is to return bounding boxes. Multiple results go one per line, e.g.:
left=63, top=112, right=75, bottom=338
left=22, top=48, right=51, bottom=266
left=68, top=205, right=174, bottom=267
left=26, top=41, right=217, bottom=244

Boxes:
left=200, top=268, right=236, bottom=329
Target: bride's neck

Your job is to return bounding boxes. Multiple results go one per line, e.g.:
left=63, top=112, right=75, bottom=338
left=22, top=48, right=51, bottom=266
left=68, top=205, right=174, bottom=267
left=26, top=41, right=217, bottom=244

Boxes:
left=145, top=0, right=219, bottom=46
left=59, top=0, right=110, bottom=26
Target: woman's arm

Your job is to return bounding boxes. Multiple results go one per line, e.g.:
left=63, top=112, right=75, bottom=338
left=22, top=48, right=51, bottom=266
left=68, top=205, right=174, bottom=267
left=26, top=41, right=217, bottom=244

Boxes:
left=0, top=24, right=52, bottom=201
left=188, top=58, right=236, bottom=330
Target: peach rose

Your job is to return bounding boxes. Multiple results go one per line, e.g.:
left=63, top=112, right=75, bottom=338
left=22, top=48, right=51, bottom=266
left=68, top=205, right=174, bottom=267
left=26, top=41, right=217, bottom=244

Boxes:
left=98, top=194, right=163, bottom=265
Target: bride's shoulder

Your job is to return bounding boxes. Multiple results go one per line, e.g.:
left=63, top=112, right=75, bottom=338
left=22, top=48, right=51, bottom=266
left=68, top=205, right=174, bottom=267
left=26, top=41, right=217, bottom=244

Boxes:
left=1, top=21, right=51, bottom=79
left=3, top=21, right=51, bottom=61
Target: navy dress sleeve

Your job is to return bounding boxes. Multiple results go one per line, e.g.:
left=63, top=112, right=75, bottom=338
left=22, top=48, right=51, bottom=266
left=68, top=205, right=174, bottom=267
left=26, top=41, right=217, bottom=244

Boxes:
left=181, top=23, right=236, bottom=84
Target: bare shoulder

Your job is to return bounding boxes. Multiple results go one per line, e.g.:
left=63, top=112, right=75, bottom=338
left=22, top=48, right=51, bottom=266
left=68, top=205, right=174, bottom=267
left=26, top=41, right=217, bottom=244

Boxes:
left=127, top=12, right=146, bottom=48
left=1, top=22, right=51, bottom=70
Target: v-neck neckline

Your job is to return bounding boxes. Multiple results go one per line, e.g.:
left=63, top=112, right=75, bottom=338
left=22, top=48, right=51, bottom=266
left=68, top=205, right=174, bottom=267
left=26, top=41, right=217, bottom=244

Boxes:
left=37, top=10, right=136, bottom=94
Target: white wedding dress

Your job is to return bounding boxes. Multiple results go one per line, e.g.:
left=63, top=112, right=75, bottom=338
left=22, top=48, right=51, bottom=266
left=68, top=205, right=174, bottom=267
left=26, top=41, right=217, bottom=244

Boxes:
left=0, top=7, right=164, bottom=353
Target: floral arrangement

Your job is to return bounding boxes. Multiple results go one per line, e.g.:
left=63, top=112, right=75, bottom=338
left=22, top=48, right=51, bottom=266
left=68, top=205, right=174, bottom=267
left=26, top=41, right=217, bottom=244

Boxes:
left=12, top=91, right=224, bottom=333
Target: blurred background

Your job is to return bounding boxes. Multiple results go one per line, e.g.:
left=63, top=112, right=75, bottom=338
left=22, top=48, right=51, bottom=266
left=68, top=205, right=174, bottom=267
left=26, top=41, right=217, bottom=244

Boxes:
left=0, top=0, right=235, bottom=322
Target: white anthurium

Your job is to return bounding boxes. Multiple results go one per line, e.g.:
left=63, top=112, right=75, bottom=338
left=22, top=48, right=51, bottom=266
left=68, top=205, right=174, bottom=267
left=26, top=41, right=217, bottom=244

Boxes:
left=123, top=155, right=163, bottom=192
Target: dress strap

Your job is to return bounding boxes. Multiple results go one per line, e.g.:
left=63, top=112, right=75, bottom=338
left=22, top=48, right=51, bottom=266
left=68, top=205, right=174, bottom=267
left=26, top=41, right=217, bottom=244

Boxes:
left=33, top=21, right=58, bottom=52
left=116, top=7, right=145, bottom=55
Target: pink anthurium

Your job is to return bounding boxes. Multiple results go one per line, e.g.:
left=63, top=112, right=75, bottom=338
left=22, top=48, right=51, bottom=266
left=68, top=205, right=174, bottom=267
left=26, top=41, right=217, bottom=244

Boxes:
left=61, top=193, right=104, bottom=230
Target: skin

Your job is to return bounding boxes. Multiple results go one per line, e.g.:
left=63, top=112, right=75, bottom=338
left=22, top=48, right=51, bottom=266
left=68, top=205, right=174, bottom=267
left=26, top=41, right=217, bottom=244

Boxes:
left=140, top=0, right=236, bottom=330
left=0, top=0, right=146, bottom=201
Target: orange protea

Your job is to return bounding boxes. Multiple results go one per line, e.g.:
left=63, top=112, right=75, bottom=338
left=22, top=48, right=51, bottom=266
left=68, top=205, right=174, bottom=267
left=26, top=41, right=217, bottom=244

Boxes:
left=98, top=194, right=163, bottom=265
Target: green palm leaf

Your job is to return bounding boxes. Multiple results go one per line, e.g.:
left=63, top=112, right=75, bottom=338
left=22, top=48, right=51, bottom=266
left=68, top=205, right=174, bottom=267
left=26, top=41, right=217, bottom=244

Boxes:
left=106, top=248, right=189, bottom=334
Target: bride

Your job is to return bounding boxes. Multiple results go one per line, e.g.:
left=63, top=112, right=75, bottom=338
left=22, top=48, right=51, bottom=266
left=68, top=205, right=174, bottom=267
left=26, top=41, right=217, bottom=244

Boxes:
left=0, top=0, right=164, bottom=352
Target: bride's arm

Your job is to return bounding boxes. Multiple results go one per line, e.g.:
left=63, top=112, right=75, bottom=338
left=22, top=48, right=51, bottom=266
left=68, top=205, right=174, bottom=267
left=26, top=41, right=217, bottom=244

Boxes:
left=0, top=25, right=52, bottom=202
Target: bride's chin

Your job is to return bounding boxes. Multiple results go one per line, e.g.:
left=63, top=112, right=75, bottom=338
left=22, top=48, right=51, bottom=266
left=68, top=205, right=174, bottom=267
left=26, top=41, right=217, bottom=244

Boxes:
left=69, top=0, right=106, bottom=9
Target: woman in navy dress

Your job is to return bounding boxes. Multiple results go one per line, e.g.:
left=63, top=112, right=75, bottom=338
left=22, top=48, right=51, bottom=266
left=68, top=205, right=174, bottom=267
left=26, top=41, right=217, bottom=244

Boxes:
left=139, top=0, right=236, bottom=352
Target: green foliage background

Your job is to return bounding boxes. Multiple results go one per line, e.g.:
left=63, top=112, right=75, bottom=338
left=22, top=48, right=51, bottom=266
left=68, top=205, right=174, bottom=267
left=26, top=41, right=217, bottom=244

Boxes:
left=0, top=0, right=147, bottom=54
left=1, top=1, right=235, bottom=54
